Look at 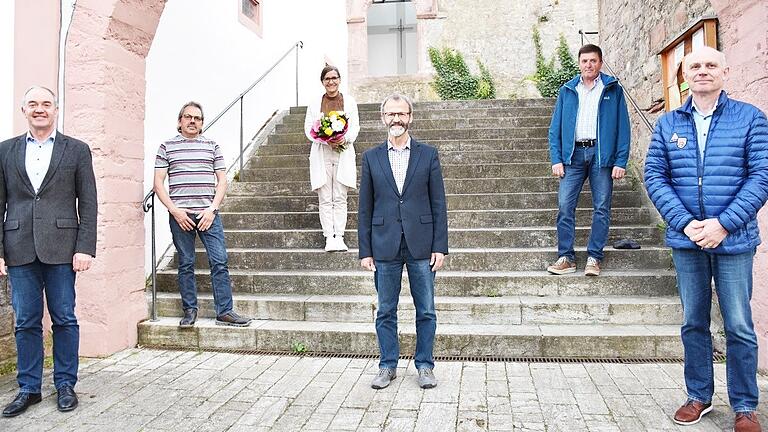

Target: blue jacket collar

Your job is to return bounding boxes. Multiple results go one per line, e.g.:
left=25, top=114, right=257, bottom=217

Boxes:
left=676, top=90, right=729, bottom=115
left=563, top=72, right=617, bottom=91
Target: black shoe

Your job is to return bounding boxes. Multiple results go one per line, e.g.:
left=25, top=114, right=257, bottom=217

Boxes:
left=215, top=311, right=252, bottom=327
left=57, top=386, right=78, bottom=412
left=2, top=392, right=42, bottom=417
left=179, top=309, right=197, bottom=328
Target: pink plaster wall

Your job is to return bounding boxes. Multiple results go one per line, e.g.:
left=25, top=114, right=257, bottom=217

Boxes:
left=709, top=0, right=768, bottom=369
left=63, top=0, right=164, bottom=356
left=13, top=0, right=60, bottom=135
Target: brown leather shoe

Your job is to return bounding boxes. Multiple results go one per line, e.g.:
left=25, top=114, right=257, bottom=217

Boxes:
left=585, top=257, right=601, bottom=276
left=734, top=412, right=761, bottom=432
left=547, top=256, right=576, bottom=275
left=673, top=400, right=713, bottom=425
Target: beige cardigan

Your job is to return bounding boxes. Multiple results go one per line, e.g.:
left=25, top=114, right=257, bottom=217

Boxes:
left=303, top=93, right=360, bottom=191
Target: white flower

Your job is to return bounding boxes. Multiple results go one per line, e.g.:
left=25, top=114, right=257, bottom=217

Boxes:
left=331, top=120, right=344, bottom=132
left=329, top=114, right=338, bottom=121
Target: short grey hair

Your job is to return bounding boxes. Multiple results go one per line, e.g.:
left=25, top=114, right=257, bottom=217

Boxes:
left=380, top=93, right=413, bottom=115
left=21, top=86, right=58, bottom=108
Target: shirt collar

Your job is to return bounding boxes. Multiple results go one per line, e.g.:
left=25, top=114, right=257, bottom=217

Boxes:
left=691, top=99, right=718, bottom=118
left=578, top=74, right=602, bottom=89
left=387, top=137, right=411, bottom=151
left=26, top=130, right=56, bottom=144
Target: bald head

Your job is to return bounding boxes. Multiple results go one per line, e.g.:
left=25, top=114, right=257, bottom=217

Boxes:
left=683, top=46, right=727, bottom=70
left=683, top=46, right=729, bottom=98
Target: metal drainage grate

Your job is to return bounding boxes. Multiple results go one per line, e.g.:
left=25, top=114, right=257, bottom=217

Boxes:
left=138, top=345, right=727, bottom=364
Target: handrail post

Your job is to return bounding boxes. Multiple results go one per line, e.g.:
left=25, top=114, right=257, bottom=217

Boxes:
left=295, top=43, right=300, bottom=106
left=150, top=193, right=158, bottom=321
left=239, top=96, right=244, bottom=175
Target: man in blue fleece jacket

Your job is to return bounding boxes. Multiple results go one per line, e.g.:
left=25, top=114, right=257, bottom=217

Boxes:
left=645, top=46, right=768, bottom=431
left=547, top=44, right=631, bottom=276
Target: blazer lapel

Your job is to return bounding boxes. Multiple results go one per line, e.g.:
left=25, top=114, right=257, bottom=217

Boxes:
left=375, top=141, right=400, bottom=196
left=13, top=135, right=36, bottom=195
left=400, top=140, right=422, bottom=195
left=37, top=133, right=68, bottom=194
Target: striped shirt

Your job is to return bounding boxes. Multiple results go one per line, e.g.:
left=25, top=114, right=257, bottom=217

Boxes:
left=387, top=138, right=411, bottom=194
left=574, top=75, right=604, bottom=141
left=155, top=135, right=225, bottom=211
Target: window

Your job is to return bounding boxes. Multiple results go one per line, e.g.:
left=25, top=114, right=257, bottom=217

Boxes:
left=659, top=17, right=717, bottom=111
left=239, top=0, right=263, bottom=37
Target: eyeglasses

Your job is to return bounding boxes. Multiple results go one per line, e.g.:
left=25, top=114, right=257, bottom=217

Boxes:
left=322, top=76, right=340, bottom=83
left=383, top=112, right=410, bottom=120
left=182, top=114, right=203, bottom=122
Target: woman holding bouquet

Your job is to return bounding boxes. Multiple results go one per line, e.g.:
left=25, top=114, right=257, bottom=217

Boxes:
left=304, top=65, right=360, bottom=252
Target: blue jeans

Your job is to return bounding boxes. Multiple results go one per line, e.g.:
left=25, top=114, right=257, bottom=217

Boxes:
left=556, top=146, right=614, bottom=261
left=374, top=236, right=437, bottom=370
left=672, top=248, right=758, bottom=413
left=9, top=260, right=78, bottom=393
left=169, top=213, right=234, bottom=316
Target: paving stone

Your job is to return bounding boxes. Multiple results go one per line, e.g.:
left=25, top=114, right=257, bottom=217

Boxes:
left=414, top=402, right=458, bottom=432
left=457, top=410, right=489, bottom=431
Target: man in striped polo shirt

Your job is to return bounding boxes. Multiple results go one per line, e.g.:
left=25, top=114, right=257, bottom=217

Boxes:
left=154, top=101, right=251, bottom=328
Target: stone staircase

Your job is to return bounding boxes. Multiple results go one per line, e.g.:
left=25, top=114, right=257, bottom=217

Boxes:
left=138, top=99, right=683, bottom=359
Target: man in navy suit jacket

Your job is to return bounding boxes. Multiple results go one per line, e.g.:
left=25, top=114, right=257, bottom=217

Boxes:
left=358, top=93, right=448, bottom=390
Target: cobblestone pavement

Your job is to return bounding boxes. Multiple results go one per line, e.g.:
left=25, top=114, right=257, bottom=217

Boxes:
left=0, top=349, right=766, bottom=431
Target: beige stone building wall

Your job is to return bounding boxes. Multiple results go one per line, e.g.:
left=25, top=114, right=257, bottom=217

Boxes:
left=348, top=0, right=598, bottom=103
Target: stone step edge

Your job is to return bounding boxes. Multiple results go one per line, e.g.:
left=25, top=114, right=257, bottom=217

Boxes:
left=139, top=317, right=680, bottom=337
left=152, top=292, right=680, bottom=305
left=193, top=246, right=670, bottom=253
left=218, top=207, right=649, bottom=215
left=213, top=226, right=657, bottom=233
left=153, top=268, right=677, bottom=277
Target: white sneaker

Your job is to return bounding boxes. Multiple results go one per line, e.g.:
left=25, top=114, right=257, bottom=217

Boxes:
left=334, top=236, right=348, bottom=252
left=324, top=237, right=334, bottom=252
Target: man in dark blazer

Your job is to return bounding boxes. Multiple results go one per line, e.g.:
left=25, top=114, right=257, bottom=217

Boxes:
left=0, top=86, right=97, bottom=417
left=358, top=93, right=448, bottom=390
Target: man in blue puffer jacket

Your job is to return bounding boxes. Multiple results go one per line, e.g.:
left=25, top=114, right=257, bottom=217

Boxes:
left=645, top=46, right=768, bottom=431
left=547, top=44, right=631, bottom=277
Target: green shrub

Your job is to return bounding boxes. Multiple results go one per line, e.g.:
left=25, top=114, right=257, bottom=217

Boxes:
left=428, top=47, right=496, bottom=100
left=532, top=27, right=579, bottom=97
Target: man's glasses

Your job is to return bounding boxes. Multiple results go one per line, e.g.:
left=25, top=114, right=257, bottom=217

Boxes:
left=383, top=112, right=410, bottom=120
left=323, top=76, right=340, bottom=83
left=182, top=114, right=203, bottom=122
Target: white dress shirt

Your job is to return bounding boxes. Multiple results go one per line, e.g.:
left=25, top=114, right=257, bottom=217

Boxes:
left=575, top=75, right=604, bottom=141
left=25, top=130, right=56, bottom=193
left=387, top=137, right=411, bottom=194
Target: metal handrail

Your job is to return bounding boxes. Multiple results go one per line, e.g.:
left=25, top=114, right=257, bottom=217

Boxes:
left=578, top=30, right=654, bottom=133
left=142, top=40, right=303, bottom=322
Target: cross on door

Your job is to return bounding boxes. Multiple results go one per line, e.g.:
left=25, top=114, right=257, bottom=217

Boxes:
left=389, top=18, right=414, bottom=59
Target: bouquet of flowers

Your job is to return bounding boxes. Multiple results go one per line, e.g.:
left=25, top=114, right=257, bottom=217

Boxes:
left=310, top=111, right=349, bottom=152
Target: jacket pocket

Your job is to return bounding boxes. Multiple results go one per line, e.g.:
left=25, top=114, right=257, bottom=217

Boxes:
left=420, top=214, right=433, bottom=224
left=3, top=220, right=19, bottom=231
left=56, top=218, right=79, bottom=229
left=372, top=216, right=384, bottom=226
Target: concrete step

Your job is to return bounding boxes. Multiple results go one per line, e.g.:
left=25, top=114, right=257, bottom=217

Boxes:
left=227, top=177, right=637, bottom=197
left=152, top=293, right=682, bottom=326
left=289, top=99, right=556, bottom=114
left=206, top=226, right=662, bottom=249
left=254, top=139, right=550, bottom=156
left=248, top=150, right=551, bottom=168
left=177, top=247, right=673, bottom=271
left=219, top=207, right=656, bottom=229
left=276, top=116, right=552, bottom=133
left=153, top=269, right=677, bottom=297
left=240, top=162, right=554, bottom=182
left=220, top=191, right=644, bottom=212
left=137, top=318, right=682, bottom=358
left=284, top=106, right=556, bottom=123
left=268, top=128, right=548, bottom=144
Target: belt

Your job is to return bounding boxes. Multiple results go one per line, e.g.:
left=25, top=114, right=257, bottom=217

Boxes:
left=575, top=139, right=596, bottom=147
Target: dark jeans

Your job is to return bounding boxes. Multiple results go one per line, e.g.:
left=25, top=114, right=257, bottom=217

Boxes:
left=374, top=236, right=437, bottom=370
left=169, top=213, right=234, bottom=316
left=672, top=248, right=759, bottom=413
left=556, top=146, right=614, bottom=261
left=9, top=259, right=78, bottom=393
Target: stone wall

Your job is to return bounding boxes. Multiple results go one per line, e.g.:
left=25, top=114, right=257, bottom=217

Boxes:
left=0, top=280, right=13, bottom=364
left=599, top=0, right=768, bottom=368
left=349, top=0, right=598, bottom=102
